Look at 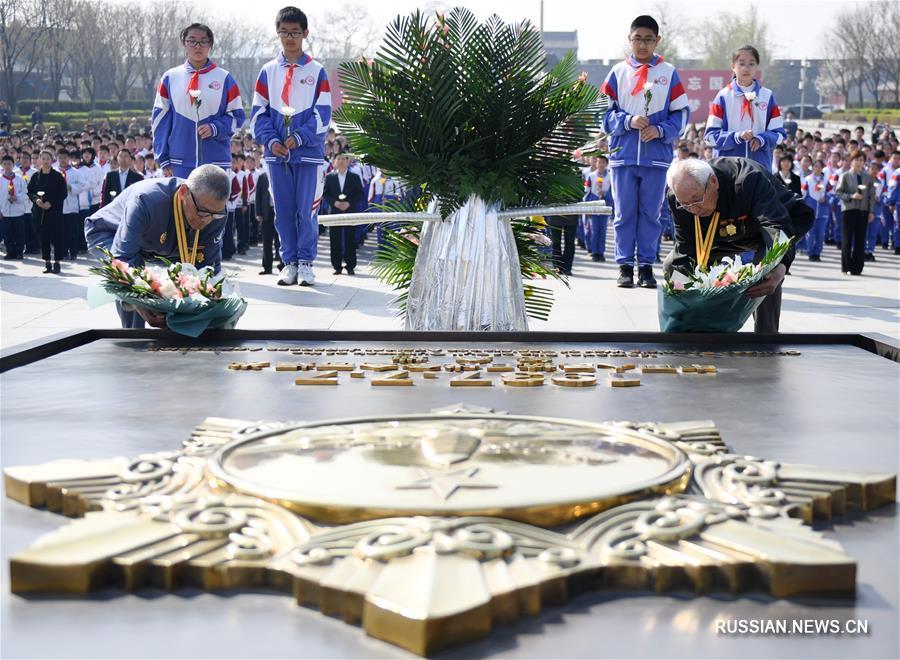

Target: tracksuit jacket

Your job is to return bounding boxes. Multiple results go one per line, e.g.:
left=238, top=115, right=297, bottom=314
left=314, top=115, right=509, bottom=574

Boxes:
left=151, top=59, right=245, bottom=171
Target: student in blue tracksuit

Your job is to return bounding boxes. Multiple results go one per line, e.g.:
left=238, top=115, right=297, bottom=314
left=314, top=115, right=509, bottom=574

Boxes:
left=864, top=161, right=884, bottom=261
left=600, top=15, right=690, bottom=288
left=586, top=156, right=613, bottom=262
left=151, top=23, right=245, bottom=179
left=704, top=45, right=786, bottom=172
left=250, top=6, right=331, bottom=287
left=801, top=160, right=830, bottom=261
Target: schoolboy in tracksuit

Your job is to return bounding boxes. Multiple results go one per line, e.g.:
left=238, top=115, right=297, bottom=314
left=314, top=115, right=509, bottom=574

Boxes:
left=152, top=23, right=245, bottom=179
left=600, top=15, right=690, bottom=288
left=250, top=6, right=331, bottom=287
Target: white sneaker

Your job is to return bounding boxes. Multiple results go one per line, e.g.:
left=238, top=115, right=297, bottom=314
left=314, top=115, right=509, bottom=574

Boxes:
left=298, top=262, right=315, bottom=286
left=277, top=263, right=298, bottom=286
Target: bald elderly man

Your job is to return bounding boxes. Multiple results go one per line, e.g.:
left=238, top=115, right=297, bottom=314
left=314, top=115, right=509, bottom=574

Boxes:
left=85, top=164, right=229, bottom=328
left=664, top=157, right=813, bottom=333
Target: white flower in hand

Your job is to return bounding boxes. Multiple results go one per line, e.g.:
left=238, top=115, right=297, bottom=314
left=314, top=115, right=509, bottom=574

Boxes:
left=643, top=82, right=653, bottom=91
left=744, top=91, right=756, bottom=102
left=110, top=190, right=117, bottom=197
left=188, top=89, right=201, bottom=100
left=282, top=106, right=296, bottom=119
left=37, top=191, right=44, bottom=197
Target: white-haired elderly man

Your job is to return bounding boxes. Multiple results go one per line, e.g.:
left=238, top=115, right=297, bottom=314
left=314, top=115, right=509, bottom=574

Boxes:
left=86, top=164, right=230, bottom=328
left=664, top=157, right=813, bottom=333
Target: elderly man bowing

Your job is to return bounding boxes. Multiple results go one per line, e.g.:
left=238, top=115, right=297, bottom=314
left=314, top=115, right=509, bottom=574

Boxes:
left=664, top=157, right=813, bottom=333
left=85, top=164, right=229, bottom=328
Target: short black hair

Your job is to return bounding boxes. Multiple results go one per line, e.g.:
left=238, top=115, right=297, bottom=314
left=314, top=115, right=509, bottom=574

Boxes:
left=81, top=146, right=96, bottom=159
left=873, top=149, right=885, bottom=159
left=1, top=154, right=13, bottom=163
left=855, top=126, right=865, bottom=132
left=778, top=155, right=794, bottom=166
left=181, top=23, right=214, bottom=46
left=630, top=15, right=658, bottom=35
left=276, top=6, right=308, bottom=30
left=117, top=149, right=132, bottom=159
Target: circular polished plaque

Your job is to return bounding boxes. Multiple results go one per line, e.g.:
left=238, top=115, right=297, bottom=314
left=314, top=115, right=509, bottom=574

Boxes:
left=209, top=413, right=692, bottom=526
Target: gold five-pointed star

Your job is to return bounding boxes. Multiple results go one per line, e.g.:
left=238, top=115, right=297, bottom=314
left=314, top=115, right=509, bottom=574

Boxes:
left=395, top=467, right=498, bottom=500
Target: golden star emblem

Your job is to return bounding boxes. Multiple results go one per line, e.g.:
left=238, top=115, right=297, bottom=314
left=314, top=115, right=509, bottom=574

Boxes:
left=726, top=224, right=737, bottom=236
left=395, top=466, right=498, bottom=500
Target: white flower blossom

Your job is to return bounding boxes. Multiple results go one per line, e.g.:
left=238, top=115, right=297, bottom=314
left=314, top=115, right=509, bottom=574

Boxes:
left=642, top=82, right=653, bottom=91
left=188, top=89, right=202, bottom=99
left=282, top=106, right=296, bottom=118
left=744, top=91, right=756, bottom=102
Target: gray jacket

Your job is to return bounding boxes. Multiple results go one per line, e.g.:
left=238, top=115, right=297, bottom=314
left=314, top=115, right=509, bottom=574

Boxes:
left=835, top=169, right=877, bottom=213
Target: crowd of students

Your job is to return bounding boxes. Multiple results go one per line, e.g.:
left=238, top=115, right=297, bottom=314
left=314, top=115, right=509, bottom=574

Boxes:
left=1, top=8, right=897, bottom=287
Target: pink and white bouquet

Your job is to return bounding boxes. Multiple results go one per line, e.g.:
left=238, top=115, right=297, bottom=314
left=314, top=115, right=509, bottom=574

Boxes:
left=658, top=233, right=793, bottom=333
left=89, top=249, right=247, bottom=336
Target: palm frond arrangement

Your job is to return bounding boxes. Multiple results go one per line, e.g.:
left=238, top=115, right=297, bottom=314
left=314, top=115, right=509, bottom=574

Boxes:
left=335, top=7, right=605, bottom=219
left=338, top=7, right=607, bottom=325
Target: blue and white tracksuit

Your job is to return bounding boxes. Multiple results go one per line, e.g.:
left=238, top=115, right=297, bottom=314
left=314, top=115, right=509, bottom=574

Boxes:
left=601, top=54, right=690, bottom=267
left=584, top=170, right=612, bottom=257
left=801, top=173, right=830, bottom=258
left=886, top=170, right=900, bottom=248
left=704, top=80, right=785, bottom=171
left=152, top=60, right=245, bottom=178
left=249, top=53, right=331, bottom=265
left=824, top=166, right=844, bottom=244
left=864, top=178, right=884, bottom=254
left=878, top=165, right=896, bottom=247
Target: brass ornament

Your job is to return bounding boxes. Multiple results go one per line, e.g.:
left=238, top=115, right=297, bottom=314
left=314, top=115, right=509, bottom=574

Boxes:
left=4, top=414, right=895, bottom=657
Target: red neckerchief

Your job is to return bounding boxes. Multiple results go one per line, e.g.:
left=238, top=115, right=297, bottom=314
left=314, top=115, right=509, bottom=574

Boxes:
left=281, top=64, right=298, bottom=105
left=186, top=60, right=216, bottom=105
left=629, top=54, right=663, bottom=96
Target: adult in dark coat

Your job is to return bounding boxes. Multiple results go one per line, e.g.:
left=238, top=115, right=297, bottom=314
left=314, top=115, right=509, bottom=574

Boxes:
left=664, top=157, right=813, bottom=333
left=322, top=153, right=364, bottom=275
left=27, top=150, right=67, bottom=273
left=101, top=149, right=143, bottom=207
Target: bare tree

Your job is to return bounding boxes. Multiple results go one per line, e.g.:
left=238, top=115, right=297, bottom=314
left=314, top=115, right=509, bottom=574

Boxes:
left=100, top=3, right=144, bottom=107
left=696, top=5, right=779, bottom=87
left=69, top=0, right=116, bottom=106
left=210, top=15, right=275, bottom=110
left=307, top=2, right=381, bottom=70
left=40, top=0, right=80, bottom=102
left=137, top=1, right=192, bottom=98
left=0, top=0, right=48, bottom=109
left=651, top=1, right=693, bottom=66
left=829, top=2, right=894, bottom=109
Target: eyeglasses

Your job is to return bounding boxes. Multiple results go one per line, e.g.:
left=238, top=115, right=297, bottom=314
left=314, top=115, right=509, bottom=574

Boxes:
left=185, top=40, right=211, bottom=48
left=189, top=189, right=227, bottom=220
left=629, top=36, right=658, bottom=45
left=673, top=179, right=710, bottom=212
left=277, top=30, right=304, bottom=40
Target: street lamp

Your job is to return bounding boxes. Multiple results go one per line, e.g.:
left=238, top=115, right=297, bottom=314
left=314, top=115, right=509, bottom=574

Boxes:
left=798, top=58, right=810, bottom=120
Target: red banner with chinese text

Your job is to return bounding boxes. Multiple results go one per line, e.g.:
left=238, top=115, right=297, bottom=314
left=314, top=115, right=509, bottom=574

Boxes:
left=679, top=70, right=733, bottom=125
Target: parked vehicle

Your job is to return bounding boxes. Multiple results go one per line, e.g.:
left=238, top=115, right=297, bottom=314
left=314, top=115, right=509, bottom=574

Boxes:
left=784, top=104, right=823, bottom=119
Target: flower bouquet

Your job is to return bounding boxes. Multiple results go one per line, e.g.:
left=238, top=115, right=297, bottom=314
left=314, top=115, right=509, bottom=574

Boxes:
left=88, top=249, right=247, bottom=337
left=658, top=232, right=793, bottom=333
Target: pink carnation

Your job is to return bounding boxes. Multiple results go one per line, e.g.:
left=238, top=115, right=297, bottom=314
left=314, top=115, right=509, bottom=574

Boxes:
left=177, top=273, right=201, bottom=295
left=719, top=272, right=737, bottom=286
left=673, top=281, right=685, bottom=291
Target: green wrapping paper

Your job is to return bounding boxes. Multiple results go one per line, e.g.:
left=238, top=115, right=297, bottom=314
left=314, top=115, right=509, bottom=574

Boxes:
left=658, top=236, right=791, bottom=333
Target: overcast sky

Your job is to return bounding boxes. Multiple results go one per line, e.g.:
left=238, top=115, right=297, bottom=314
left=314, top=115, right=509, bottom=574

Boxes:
left=213, top=0, right=868, bottom=60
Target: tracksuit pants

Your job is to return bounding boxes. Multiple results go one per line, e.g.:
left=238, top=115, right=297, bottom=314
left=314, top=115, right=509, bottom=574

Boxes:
left=806, top=204, right=830, bottom=259
left=609, top=165, right=667, bottom=267
left=269, top=162, right=322, bottom=265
